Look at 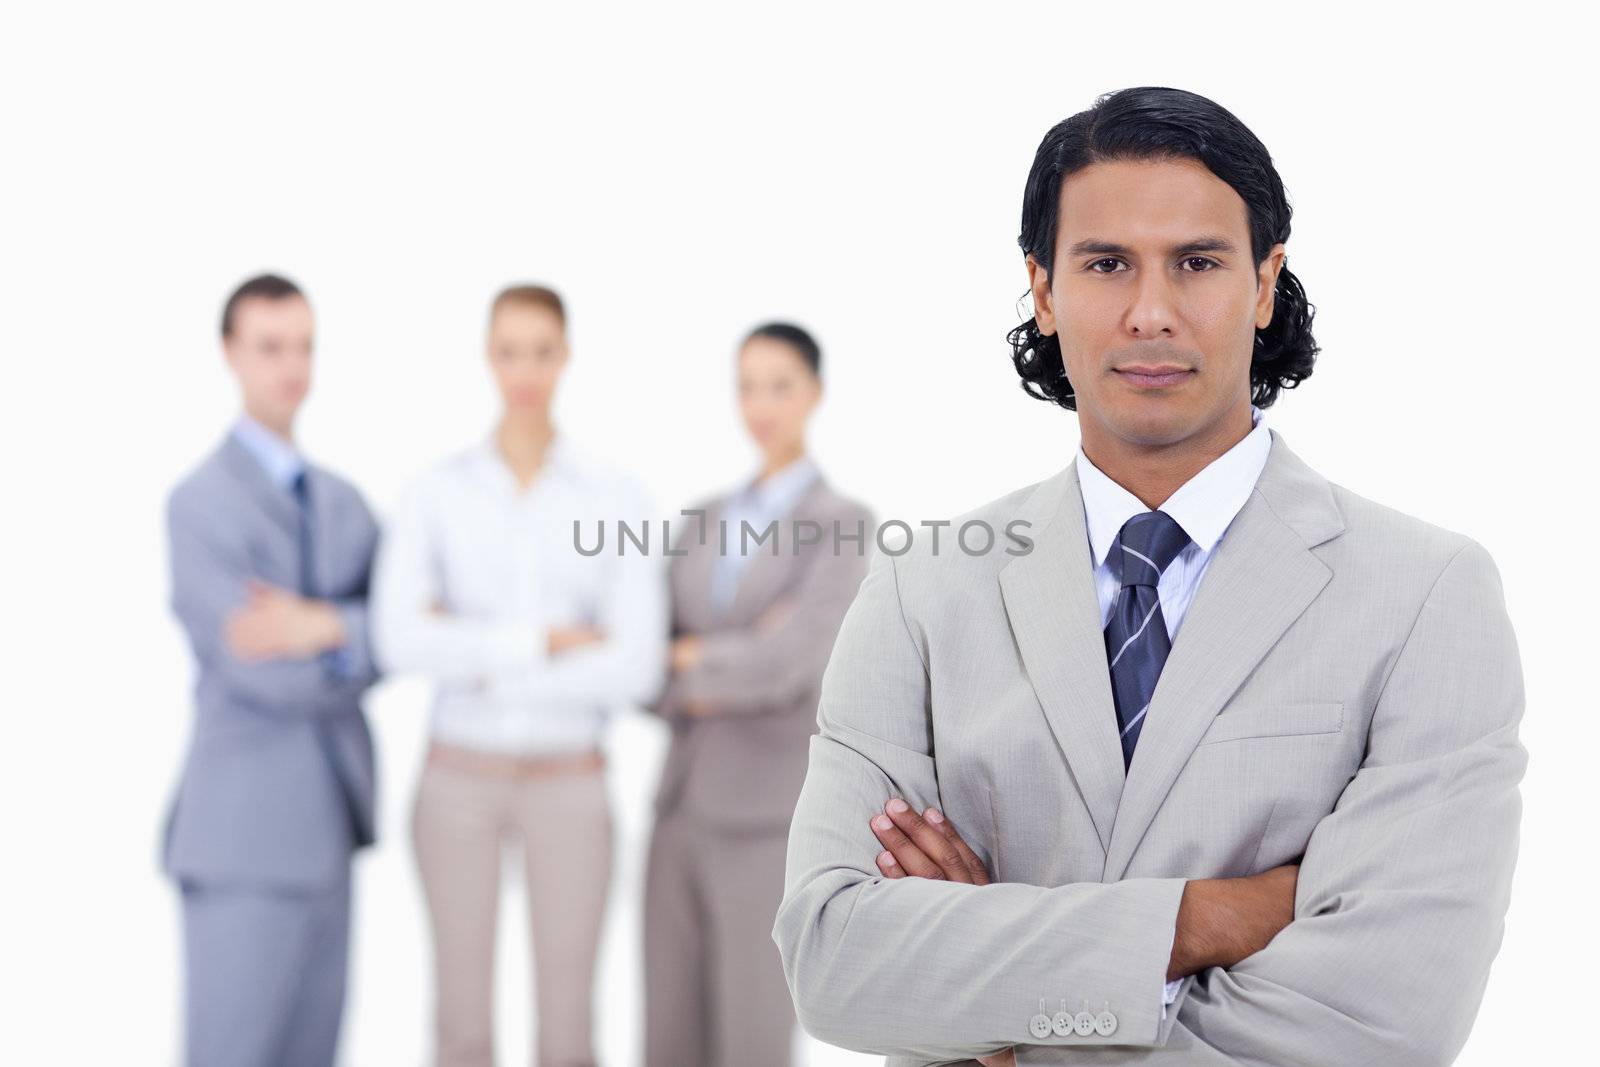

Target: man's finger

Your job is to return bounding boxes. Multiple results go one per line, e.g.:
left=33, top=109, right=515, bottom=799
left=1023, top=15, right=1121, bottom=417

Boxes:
left=927, top=808, right=993, bottom=885
left=869, top=813, right=946, bottom=880
left=874, top=849, right=905, bottom=878
left=883, top=799, right=973, bottom=882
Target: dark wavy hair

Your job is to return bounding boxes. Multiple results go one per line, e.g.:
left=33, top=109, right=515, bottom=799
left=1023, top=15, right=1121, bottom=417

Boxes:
left=1008, top=86, right=1319, bottom=410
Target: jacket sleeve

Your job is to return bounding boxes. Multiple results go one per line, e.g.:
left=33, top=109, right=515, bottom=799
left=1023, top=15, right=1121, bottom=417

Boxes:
left=672, top=505, right=875, bottom=716
left=771, top=547, right=1189, bottom=1062
left=1017, top=538, right=1527, bottom=1066
left=319, top=491, right=382, bottom=685
left=166, top=488, right=373, bottom=718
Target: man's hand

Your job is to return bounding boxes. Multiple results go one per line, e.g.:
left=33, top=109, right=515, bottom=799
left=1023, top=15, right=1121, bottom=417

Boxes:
left=225, top=579, right=345, bottom=660
left=869, top=797, right=1010, bottom=1065
left=1168, top=863, right=1299, bottom=981
left=548, top=624, right=605, bottom=656
left=869, top=797, right=993, bottom=884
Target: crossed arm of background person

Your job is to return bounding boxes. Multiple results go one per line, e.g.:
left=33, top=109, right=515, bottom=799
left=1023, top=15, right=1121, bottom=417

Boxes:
left=166, top=489, right=380, bottom=716
left=652, top=507, right=876, bottom=721
left=368, top=479, right=668, bottom=708
left=772, top=542, right=1526, bottom=1066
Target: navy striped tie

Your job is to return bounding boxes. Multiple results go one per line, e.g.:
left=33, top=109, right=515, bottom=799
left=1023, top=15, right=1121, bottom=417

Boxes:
left=1104, top=510, right=1192, bottom=771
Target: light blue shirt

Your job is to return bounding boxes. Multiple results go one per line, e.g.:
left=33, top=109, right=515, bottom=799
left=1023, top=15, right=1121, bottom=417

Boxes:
left=1074, top=402, right=1272, bottom=1012
left=711, top=454, right=821, bottom=615
left=230, top=412, right=305, bottom=492
left=229, top=413, right=357, bottom=676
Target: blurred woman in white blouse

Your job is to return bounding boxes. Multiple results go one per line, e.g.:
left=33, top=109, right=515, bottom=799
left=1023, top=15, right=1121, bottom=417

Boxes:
left=371, top=284, right=668, bottom=1067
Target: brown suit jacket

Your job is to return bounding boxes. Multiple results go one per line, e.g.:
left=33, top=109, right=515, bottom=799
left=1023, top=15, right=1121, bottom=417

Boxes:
left=648, top=472, right=875, bottom=831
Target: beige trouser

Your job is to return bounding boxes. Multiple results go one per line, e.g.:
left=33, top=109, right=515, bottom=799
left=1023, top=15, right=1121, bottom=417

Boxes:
left=642, top=804, right=797, bottom=1067
left=412, top=743, right=613, bottom=1067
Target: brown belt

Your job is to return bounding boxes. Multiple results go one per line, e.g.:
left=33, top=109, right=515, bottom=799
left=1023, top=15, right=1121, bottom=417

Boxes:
left=426, top=739, right=606, bottom=780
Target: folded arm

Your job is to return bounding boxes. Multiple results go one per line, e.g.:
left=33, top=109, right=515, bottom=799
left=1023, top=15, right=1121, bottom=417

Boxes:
left=772, top=549, right=1188, bottom=1062
left=1019, top=538, right=1527, bottom=1066
left=166, top=491, right=374, bottom=717
left=371, top=480, right=669, bottom=709
left=481, top=536, right=669, bottom=708
left=667, top=508, right=875, bottom=717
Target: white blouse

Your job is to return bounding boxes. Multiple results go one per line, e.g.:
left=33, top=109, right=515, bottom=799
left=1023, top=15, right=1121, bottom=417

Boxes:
left=371, top=432, right=669, bottom=755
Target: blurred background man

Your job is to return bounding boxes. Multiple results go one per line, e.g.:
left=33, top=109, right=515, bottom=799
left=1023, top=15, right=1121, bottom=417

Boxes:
left=161, top=273, right=382, bottom=1067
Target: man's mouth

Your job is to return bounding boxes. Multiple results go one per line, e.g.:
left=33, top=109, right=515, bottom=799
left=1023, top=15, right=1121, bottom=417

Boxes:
left=1114, top=366, right=1194, bottom=388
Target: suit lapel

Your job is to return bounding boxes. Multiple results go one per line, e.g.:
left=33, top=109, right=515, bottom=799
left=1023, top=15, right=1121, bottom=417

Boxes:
left=998, top=427, right=1347, bottom=868
left=672, top=498, right=722, bottom=629
left=1101, top=428, right=1346, bottom=879
left=999, top=462, right=1126, bottom=853
left=217, top=432, right=322, bottom=593
left=218, top=432, right=299, bottom=542
left=722, top=476, right=830, bottom=625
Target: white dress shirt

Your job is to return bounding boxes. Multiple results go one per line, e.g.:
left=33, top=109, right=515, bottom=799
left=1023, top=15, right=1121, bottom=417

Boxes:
left=1073, top=403, right=1273, bottom=1013
left=371, top=431, right=669, bottom=755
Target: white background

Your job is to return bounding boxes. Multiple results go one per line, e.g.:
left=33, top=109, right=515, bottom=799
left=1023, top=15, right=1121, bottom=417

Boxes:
left=2, top=2, right=1592, bottom=1063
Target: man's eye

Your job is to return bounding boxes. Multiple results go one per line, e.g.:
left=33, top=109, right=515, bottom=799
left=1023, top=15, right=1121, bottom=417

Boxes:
left=1183, top=257, right=1217, bottom=271
left=1089, top=258, right=1123, bottom=273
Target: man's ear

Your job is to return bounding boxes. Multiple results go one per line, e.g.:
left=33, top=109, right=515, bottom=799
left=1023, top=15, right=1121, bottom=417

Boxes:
left=1255, top=243, right=1287, bottom=330
left=1025, top=254, right=1057, bottom=335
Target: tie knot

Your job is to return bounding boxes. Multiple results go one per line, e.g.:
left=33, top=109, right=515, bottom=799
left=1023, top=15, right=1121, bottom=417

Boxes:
left=290, top=469, right=309, bottom=504
left=1113, top=510, right=1190, bottom=589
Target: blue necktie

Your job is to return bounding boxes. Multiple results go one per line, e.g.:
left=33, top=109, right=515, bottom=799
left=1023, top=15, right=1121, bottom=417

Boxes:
left=1103, top=510, right=1192, bottom=771
left=291, top=469, right=314, bottom=596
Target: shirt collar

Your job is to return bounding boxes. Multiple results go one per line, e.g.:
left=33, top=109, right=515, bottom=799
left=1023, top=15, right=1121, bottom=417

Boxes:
left=1076, top=404, right=1270, bottom=568
left=737, top=453, right=820, bottom=512
left=230, top=412, right=305, bottom=491
left=476, top=428, right=581, bottom=489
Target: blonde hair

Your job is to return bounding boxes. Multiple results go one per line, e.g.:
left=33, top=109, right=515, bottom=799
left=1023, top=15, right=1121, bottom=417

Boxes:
left=489, top=284, right=566, bottom=329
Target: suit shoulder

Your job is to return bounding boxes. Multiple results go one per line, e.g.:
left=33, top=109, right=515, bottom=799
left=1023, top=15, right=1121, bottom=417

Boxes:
left=166, top=446, right=235, bottom=520
left=883, top=475, right=1049, bottom=588
left=308, top=459, right=372, bottom=507
left=1324, top=481, right=1482, bottom=573
left=811, top=483, right=875, bottom=527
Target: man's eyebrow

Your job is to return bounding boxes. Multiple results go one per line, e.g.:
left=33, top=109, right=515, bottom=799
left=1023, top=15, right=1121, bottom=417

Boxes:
left=1064, top=234, right=1241, bottom=257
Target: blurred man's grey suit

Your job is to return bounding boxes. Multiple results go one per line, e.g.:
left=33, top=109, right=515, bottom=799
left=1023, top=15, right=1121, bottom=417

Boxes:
left=163, top=431, right=380, bottom=1067
left=773, top=428, right=1525, bottom=1066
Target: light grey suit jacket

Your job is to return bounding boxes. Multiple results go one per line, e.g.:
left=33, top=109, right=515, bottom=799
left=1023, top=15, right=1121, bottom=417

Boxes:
left=162, top=433, right=381, bottom=890
left=772, top=428, right=1525, bottom=1066
left=648, top=474, right=875, bottom=831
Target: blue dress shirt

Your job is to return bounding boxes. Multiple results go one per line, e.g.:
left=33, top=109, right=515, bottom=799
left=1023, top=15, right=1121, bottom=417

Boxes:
left=229, top=414, right=359, bottom=677
left=710, top=453, right=821, bottom=615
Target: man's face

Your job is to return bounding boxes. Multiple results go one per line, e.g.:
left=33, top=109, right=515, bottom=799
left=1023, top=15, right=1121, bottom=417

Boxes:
left=487, top=302, right=569, bottom=413
left=1027, top=156, right=1284, bottom=450
left=224, top=294, right=314, bottom=433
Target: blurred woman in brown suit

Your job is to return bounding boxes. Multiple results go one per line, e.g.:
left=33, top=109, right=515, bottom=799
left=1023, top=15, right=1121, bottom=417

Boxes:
left=642, top=322, right=875, bottom=1067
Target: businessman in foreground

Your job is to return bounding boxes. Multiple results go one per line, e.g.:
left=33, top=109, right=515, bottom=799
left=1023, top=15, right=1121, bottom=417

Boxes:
left=162, top=274, right=381, bottom=1066
left=772, top=87, right=1526, bottom=1066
